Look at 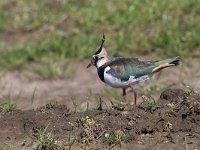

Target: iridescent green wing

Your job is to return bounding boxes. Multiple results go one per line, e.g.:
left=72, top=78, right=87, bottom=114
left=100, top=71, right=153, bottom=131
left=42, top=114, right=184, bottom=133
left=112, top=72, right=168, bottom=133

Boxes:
left=106, top=57, right=156, bottom=81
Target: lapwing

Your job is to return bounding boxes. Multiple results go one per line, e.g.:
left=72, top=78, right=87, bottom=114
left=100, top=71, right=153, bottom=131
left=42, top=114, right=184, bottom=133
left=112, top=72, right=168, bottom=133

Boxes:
left=87, top=34, right=180, bottom=104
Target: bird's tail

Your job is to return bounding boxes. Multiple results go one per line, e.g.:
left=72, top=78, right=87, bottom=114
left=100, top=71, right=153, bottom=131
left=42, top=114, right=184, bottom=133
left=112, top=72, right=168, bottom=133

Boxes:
left=152, top=56, right=180, bottom=73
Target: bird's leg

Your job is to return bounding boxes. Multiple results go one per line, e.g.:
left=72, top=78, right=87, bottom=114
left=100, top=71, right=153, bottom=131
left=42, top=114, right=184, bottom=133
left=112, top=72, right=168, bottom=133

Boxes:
left=122, top=88, right=126, bottom=96
left=120, top=88, right=129, bottom=115
left=121, top=88, right=127, bottom=102
left=133, top=90, right=137, bottom=105
left=128, top=86, right=137, bottom=105
left=122, top=87, right=137, bottom=105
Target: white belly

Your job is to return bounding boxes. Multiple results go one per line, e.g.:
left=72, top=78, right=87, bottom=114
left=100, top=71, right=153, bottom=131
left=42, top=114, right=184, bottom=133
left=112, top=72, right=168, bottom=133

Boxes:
left=103, top=67, right=149, bottom=88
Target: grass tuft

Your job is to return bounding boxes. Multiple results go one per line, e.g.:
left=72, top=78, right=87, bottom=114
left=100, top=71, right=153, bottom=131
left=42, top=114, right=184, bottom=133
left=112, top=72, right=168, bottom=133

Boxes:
left=0, top=96, right=17, bottom=112
left=96, top=98, right=103, bottom=111
left=105, top=130, right=123, bottom=149
left=30, top=126, right=60, bottom=150
left=146, top=100, right=160, bottom=113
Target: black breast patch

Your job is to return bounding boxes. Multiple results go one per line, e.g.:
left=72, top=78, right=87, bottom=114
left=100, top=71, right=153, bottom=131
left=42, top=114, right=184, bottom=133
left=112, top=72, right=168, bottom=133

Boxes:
left=97, top=66, right=106, bottom=82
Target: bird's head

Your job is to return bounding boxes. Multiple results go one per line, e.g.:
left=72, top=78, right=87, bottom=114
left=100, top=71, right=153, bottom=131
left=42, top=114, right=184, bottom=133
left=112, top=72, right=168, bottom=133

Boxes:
left=87, top=34, right=109, bottom=68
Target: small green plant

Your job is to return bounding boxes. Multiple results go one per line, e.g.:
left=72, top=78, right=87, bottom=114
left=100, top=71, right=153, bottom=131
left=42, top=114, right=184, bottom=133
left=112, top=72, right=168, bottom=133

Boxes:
left=30, top=126, right=60, bottom=150
left=146, top=100, right=160, bottom=113
left=96, top=98, right=103, bottom=111
left=78, top=116, right=94, bottom=149
left=72, top=99, right=78, bottom=113
left=80, top=137, right=90, bottom=149
left=184, top=85, right=198, bottom=99
left=31, top=87, right=37, bottom=105
left=0, top=96, right=17, bottom=112
left=77, top=116, right=94, bottom=129
left=164, top=121, right=173, bottom=132
left=105, top=131, right=123, bottom=149
left=77, top=116, right=103, bottom=149
left=167, top=103, right=176, bottom=109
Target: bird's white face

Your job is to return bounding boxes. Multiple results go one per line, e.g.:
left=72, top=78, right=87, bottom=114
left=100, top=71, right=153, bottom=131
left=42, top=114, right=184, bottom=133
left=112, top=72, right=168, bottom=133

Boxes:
left=87, top=34, right=108, bottom=68
left=87, top=47, right=109, bottom=68
left=94, top=47, right=109, bottom=68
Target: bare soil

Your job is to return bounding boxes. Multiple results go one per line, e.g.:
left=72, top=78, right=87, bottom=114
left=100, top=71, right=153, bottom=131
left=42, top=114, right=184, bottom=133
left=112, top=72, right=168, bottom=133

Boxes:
left=0, top=88, right=200, bottom=150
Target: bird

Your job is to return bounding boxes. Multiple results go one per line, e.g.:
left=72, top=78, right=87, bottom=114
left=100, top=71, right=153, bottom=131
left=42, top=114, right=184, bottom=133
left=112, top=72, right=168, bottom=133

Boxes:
left=87, top=34, right=180, bottom=104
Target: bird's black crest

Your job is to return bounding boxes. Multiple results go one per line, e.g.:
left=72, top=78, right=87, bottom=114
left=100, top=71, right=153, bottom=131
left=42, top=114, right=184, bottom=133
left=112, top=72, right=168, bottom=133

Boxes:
left=169, top=56, right=180, bottom=66
left=94, top=33, right=105, bottom=55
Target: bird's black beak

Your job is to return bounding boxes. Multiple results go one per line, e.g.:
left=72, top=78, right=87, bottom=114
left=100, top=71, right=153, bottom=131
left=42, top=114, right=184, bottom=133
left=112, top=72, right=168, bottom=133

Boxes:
left=87, top=62, right=92, bottom=68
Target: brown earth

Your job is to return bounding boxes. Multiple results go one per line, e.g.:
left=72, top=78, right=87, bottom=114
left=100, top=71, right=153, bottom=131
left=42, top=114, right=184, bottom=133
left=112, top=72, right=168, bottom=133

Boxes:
left=0, top=88, right=200, bottom=150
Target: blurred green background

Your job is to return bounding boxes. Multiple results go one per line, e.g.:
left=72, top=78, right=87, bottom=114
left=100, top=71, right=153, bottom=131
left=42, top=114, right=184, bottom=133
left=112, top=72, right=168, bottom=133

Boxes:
left=0, top=0, right=199, bottom=75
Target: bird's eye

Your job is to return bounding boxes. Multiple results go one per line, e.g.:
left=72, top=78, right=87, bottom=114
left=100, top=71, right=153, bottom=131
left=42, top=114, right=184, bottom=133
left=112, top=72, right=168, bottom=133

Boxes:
left=99, top=57, right=104, bottom=60
left=93, top=55, right=98, bottom=60
left=91, top=55, right=98, bottom=65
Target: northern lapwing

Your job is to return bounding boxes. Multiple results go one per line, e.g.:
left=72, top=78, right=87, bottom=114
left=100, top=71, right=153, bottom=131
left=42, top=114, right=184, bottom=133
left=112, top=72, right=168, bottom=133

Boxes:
left=87, top=34, right=180, bottom=104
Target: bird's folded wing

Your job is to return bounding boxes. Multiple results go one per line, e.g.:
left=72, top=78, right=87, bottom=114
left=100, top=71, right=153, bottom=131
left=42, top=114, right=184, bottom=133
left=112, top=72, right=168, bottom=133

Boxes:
left=105, top=58, right=155, bottom=81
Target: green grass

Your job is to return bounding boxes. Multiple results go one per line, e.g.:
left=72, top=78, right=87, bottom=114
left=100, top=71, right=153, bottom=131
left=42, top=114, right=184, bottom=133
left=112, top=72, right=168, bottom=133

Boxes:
left=30, top=126, right=60, bottom=150
left=105, top=130, right=123, bottom=149
left=30, top=126, right=76, bottom=150
left=0, top=96, right=17, bottom=112
left=145, top=100, right=161, bottom=113
left=0, top=0, right=200, bottom=72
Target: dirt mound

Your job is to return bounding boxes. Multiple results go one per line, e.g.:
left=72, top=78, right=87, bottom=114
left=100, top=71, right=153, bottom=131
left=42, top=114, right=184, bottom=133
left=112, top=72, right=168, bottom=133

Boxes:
left=0, top=89, right=200, bottom=149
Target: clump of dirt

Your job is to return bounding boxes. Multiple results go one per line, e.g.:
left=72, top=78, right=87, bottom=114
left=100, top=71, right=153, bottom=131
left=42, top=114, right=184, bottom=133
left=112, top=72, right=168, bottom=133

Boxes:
left=160, top=88, right=185, bottom=103
left=0, top=89, right=200, bottom=149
